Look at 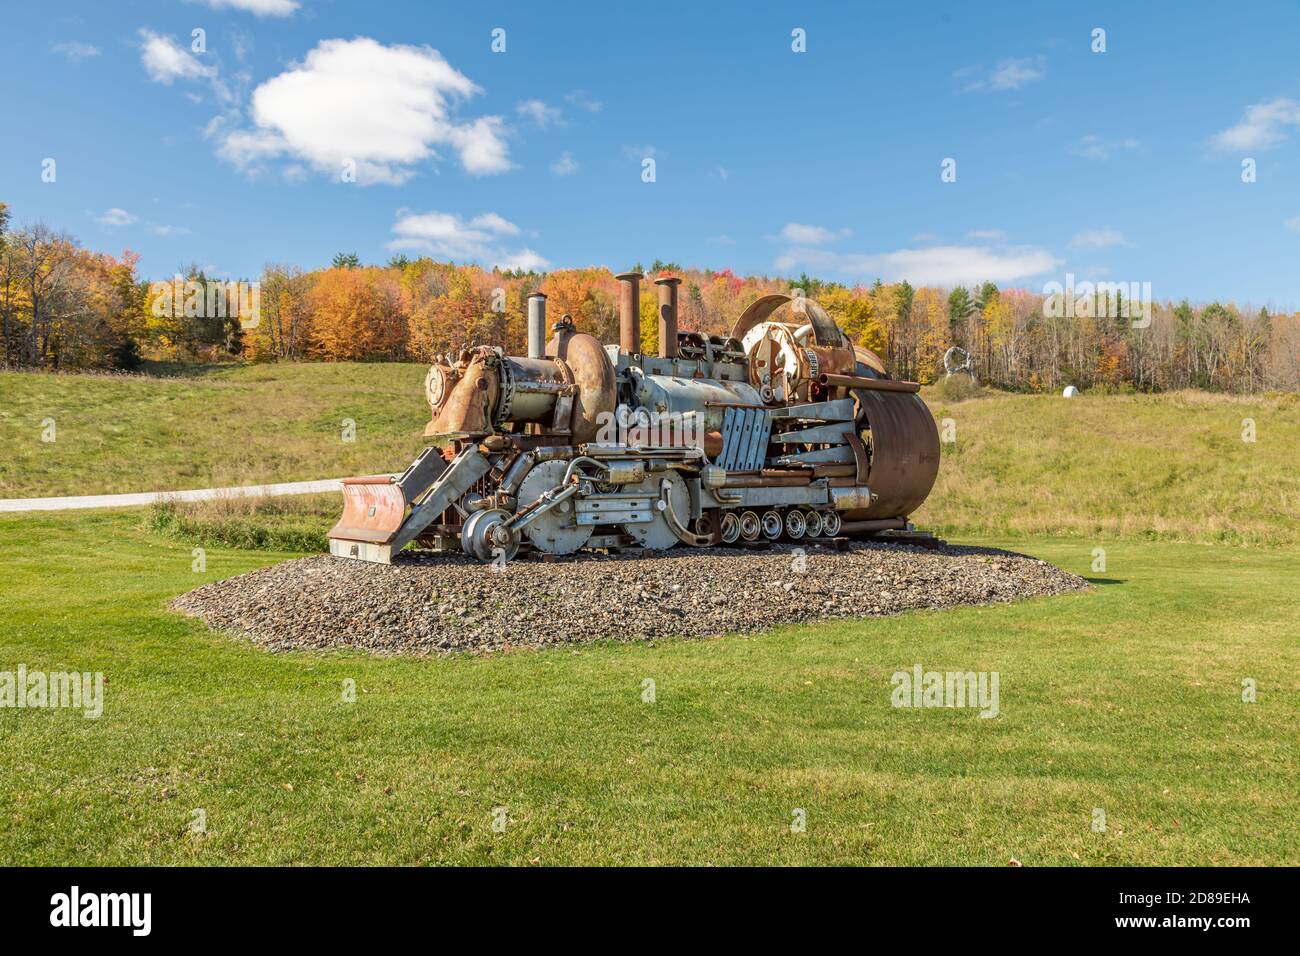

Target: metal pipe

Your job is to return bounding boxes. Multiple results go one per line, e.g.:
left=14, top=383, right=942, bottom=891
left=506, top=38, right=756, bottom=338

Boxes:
left=655, top=275, right=681, bottom=359
left=527, top=293, right=547, bottom=358
left=616, top=271, right=643, bottom=355
left=817, top=373, right=921, bottom=394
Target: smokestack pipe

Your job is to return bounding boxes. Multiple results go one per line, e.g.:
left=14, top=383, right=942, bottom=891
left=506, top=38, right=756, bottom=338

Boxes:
left=655, top=275, right=681, bottom=359
left=527, top=292, right=547, bottom=358
left=616, top=271, right=643, bottom=355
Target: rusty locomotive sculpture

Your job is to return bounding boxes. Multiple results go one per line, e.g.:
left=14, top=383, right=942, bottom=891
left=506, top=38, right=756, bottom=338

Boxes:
left=328, top=272, right=940, bottom=563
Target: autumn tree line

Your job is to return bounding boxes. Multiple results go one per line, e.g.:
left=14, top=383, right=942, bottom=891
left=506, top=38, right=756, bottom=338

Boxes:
left=2, top=204, right=1297, bottom=393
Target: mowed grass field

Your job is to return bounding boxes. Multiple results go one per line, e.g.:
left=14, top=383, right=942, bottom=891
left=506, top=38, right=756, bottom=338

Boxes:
left=1, top=514, right=1296, bottom=865
left=2, top=364, right=1297, bottom=546
left=0, top=364, right=1297, bottom=865
left=0, top=363, right=430, bottom=497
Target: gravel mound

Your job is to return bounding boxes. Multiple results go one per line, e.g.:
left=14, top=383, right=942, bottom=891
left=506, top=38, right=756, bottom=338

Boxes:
left=171, top=542, right=1089, bottom=655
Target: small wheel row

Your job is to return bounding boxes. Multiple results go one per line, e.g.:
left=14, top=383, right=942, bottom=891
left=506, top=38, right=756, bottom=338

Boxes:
left=719, top=508, right=842, bottom=544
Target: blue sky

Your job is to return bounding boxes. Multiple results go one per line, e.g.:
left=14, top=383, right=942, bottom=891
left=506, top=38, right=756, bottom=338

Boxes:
left=4, top=0, right=1300, bottom=307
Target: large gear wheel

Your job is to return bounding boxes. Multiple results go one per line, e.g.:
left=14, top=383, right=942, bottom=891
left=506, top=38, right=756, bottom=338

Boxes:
left=618, top=470, right=690, bottom=550
left=516, top=459, right=592, bottom=555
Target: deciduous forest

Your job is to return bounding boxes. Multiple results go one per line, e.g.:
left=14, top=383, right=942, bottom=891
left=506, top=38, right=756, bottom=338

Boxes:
left=3, top=202, right=1296, bottom=392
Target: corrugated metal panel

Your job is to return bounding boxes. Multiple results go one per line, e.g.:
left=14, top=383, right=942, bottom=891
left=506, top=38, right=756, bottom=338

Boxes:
left=718, top=406, right=772, bottom=471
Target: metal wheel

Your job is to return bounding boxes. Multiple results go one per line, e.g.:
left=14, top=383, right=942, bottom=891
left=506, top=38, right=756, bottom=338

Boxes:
left=760, top=509, right=783, bottom=540
left=517, top=459, right=592, bottom=555
left=803, top=510, right=824, bottom=538
left=620, top=471, right=689, bottom=550
left=720, top=512, right=741, bottom=544
left=784, top=509, right=806, bottom=539
left=461, top=508, right=519, bottom=562
left=822, top=510, right=842, bottom=537
left=739, top=510, right=762, bottom=541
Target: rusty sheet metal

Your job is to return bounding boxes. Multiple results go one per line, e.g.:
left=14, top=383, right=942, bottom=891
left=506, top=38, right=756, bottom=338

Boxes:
left=730, top=293, right=791, bottom=343
left=328, top=479, right=406, bottom=544
left=850, top=390, right=939, bottom=520
left=551, top=331, right=616, bottom=444
left=426, top=356, right=496, bottom=439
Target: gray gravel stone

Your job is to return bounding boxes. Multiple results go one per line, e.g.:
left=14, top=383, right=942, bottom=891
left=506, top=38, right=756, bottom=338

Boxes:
left=171, top=542, right=1089, bottom=655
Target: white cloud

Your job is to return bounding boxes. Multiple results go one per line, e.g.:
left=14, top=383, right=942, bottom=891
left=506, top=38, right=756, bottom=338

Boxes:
left=139, top=29, right=216, bottom=84
left=565, top=90, right=602, bottom=113
left=96, top=208, right=137, bottom=227
left=388, top=209, right=547, bottom=270
left=199, top=0, right=300, bottom=15
left=779, top=222, right=847, bottom=245
left=551, top=151, right=578, bottom=176
left=1211, top=97, right=1300, bottom=151
left=776, top=243, right=1060, bottom=286
left=215, top=37, right=511, bottom=183
left=1069, top=228, right=1131, bottom=249
left=52, top=41, right=100, bottom=61
left=496, top=249, right=550, bottom=272
left=466, top=212, right=519, bottom=236
left=707, top=235, right=736, bottom=245
left=623, top=144, right=657, bottom=160
left=1284, top=217, right=1300, bottom=233
left=1073, top=134, right=1140, bottom=160
left=966, top=229, right=1006, bottom=240
left=516, top=99, right=561, bottom=128
left=717, top=166, right=729, bottom=182
left=960, top=56, right=1045, bottom=93
left=95, top=207, right=190, bottom=236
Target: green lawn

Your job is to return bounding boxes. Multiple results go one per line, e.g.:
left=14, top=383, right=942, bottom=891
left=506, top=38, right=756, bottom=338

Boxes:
left=0, top=363, right=430, bottom=497
left=1, top=510, right=1295, bottom=865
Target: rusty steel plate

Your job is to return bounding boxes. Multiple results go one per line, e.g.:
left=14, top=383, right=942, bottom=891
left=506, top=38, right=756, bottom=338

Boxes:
left=850, top=390, right=940, bottom=520
left=328, top=480, right=406, bottom=545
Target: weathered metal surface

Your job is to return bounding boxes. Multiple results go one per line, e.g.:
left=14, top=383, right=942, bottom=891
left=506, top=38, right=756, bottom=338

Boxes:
left=772, top=421, right=855, bottom=445
left=517, top=459, right=592, bottom=554
left=551, top=331, right=617, bottom=444
left=772, top=397, right=856, bottom=421
left=655, top=275, right=681, bottom=359
left=329, top=479, right=405, bottom=545
left=718, top=405, right=772, bottom=471
left=425, top=354, right=496, bottom=439
left=818, top=373, right=921, bottom=393
left=616, top=271, right=643, bottom=355
left=333, top=286, right=941, bottom=564
left=850, top=390, right=940, bottom=520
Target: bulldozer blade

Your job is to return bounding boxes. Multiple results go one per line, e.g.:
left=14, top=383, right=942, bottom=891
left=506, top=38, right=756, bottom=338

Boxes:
left=328, top=476, right=406, bottom=562
left=329, top=446, right=492, bottom=564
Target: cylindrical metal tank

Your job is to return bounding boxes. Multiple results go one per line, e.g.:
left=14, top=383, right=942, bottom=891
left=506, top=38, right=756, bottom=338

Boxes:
left=630, top=371, right=763, bottom=433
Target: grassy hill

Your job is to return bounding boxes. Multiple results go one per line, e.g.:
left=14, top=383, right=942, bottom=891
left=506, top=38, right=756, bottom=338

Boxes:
left=919, top=387, right=1300, bottom=547
left=3, top=363, right=1297, bottom=547
left=0, top=362, right=429, bottom=497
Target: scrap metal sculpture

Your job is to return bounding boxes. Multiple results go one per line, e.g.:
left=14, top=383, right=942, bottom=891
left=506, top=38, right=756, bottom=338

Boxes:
left=329, top=274, right=940, bottom=563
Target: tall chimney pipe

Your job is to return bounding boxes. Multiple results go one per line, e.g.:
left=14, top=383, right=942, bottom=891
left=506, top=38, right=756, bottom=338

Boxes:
left=616, top=271, right=643, bottom=355
left=527, top=292, right=547, bottom=358
left=655, top=275, right=681, bottom=359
